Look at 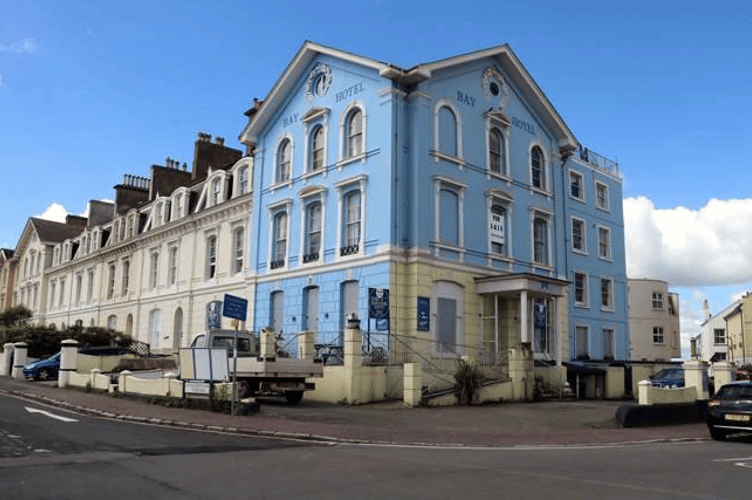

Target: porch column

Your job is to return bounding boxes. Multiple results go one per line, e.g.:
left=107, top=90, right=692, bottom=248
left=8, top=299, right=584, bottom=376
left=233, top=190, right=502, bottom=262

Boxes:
left=520, top=290, right=528, bottom=344
left=554, top=296, right=562, bottom=367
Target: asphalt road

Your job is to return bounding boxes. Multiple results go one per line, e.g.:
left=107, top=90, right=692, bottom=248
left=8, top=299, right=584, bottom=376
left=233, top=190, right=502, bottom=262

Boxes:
left=2, top=392, right=752, bottom=500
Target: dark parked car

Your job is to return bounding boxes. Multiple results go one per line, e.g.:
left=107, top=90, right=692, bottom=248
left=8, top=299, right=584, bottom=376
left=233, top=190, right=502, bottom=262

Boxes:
left=650, top=368, right=685, bottom=388
left=23, top=353, right=60, bottom=381
left=707, top=381, right=752, bottom=441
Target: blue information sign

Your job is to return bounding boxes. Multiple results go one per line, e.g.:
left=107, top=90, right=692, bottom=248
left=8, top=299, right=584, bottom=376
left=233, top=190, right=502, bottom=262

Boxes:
left=222, top=294, right=248, bottom=322
left=417, top=296, right=430, bottom=331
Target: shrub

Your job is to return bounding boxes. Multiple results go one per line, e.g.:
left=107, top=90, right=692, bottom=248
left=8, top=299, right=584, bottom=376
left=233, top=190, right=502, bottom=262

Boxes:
left=454, top=358, right=484, bottom=405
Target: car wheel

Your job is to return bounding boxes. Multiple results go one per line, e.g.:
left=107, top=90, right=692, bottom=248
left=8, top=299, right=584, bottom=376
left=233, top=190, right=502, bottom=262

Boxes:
left=285, top=391, right=304, bottom=405
left=709, top=426, right=727, bottom=441
left=37, top=369, right=51, bottom=381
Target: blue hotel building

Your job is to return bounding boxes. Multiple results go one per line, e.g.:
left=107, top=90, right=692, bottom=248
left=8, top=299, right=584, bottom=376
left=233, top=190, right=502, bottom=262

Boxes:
left=239, top=42, right=628, bottom=385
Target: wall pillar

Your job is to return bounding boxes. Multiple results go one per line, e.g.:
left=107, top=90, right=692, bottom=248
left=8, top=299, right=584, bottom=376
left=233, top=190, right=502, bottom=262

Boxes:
left=403, top=362, right=422, bottom=407
left=298, top=330, right=315, bottom=359
left=638, top=379, right=651, bottom=405
left=711, top=361, right=734, bottom=392
left=344, top=314, right=362, bottom=404
left=683, top=359, right=709, bottom=400
left=1, top=343, right=14, bottom=376
left=58, top=339, right=79, bottom=388
left=259, top=328, right=276, bottom=359
left=509, top=345, right=534, bottom=401
left=12, top=342, right=27, bottom=379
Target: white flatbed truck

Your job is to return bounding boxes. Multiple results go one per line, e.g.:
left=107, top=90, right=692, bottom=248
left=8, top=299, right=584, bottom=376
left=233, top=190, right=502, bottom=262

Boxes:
left=180, top=329, right=323, bottom=404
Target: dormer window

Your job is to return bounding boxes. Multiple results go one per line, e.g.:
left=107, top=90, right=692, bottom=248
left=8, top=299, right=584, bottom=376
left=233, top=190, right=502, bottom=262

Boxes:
left=212, top=178, right=222, bottom=205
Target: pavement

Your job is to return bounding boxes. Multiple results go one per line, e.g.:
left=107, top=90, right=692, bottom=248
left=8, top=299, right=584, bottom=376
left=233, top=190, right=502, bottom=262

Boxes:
left=0, top=376, right=709, bottom=447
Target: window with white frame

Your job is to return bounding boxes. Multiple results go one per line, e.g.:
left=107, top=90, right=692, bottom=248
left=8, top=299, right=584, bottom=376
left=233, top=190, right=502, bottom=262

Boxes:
left=714, top=328, right=726, bottom=345
left=271, top=211, right=288, bottom=269
left=531, top=146, right=546, bottom=190
left=602, top=328, right=615, bottom=359
left=238, top=167, right=249, bottom=195
left=598, top=226, right=612, bottom=260
left=572, top=217, right=586, bottom=253
left=304, top=201, right=322, bottom=262
left=652, top=326, right=664, bottom=344
left=232, top=227, right=244, bottom=274
left=211, top=178, right=222, bottom=206
left=107, top=315, right=117, bottom=332
left=206, top=235, right=217, bottom=279
left=149, top=308, right=161, bottom=349
left=345, top=108, right=363, bottom=159
left=310, top=125, right=325, bottom=172
left=59, top=278, right=65, bottom=307
left=149, top=251, right=159, bottom=290
left=490, top=203, right=507, bottom=255
left=75, top=273, right=82, bottom=305
left=489, top=127, right=505, bottom=175
left=570, top=170, right=584, bottom=200
left=121, top=260, right=129, bottom=296
left=651, top=292, right=663, bottom=309
left=107, top=263, right=115, bottom=300
left=575, top=325, right=589, bottom=359
left=49, top=281, right=56, bottom=310
left=342, top=190, right=361, bottom=255
left=600, top=277, right=614, bottom=310
left=533, top=214, right=550, bottom=266
left=168, top=245, right=178, bottom=285
left=574, top=272, right=588, bottom=307
left=277, top=138, right=292, bottom=183
left=595, top=181, right=609, bottom=210
left=172, top=192, right=184, bottom=220
left=86, top=269, right=94, bottom=302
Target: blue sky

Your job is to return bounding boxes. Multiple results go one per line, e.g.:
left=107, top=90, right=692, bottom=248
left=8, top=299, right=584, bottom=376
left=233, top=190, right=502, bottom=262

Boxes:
left=2, top=0, right=751, bottom=355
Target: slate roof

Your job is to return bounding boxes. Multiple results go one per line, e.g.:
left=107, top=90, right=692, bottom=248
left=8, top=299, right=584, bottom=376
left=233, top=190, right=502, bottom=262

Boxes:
left=30, top=218, right=86, bottom=244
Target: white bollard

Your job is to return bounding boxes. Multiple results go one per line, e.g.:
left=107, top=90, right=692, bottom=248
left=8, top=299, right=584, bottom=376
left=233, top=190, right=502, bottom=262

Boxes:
left=58, top=339, right=79, bottom=388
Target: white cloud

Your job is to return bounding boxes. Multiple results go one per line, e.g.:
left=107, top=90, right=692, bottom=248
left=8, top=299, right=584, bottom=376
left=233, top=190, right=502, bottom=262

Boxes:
left=625, top=196, right=752, bottom=287
left=0, top=38, right=38, bottom=54
left=36, top=203, right=69, bottom=223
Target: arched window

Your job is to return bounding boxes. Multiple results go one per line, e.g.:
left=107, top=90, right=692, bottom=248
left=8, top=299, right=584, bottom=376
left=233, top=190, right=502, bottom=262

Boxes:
left=277, top=139, right=292, bottom=183
left=212, top=178, right=222, bottom=205
left=239, top=167, right=249, bottom=194
left=305, top=202, right=322, bottom=261
left=346, top=109, right=363, bottom=158
left=311, top=126, right=325, bottom=171
left=489, top=128, right=504, bottom=174
left=491, top=204, right=507, bottom=255
left=206, top=235, right=217, bottom=279
left=233, top=227, right=244, bottom=274
left=531, top=146, right=545, bottom=190
left=272, top=212, right=287, bottom=268
left=343, top=190, right=361, bottom=253
left=439, top=106, right=458, bottom=156
left=533, top=216, right=549, bottom=265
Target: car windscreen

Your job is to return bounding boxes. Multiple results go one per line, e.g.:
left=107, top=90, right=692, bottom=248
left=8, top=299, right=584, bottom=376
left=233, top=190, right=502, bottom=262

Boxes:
left=717, top=386, right=752, bottom=400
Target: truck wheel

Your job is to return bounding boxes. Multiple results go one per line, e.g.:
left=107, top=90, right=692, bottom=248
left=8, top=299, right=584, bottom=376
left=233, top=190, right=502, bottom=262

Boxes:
left=237, top=380, right=254, bottom=399
left=285, top=391, right=304, bottom=405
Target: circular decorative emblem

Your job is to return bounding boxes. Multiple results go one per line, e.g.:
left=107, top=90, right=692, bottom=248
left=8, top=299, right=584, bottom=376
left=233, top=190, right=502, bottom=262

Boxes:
left=305, top=63, right=332, bottom=102
left=482, top=67, right=509, bottom=109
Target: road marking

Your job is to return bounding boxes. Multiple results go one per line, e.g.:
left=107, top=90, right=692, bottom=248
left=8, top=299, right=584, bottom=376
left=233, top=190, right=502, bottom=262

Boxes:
left=24, top=407, right=78, bottom=423
left=713, top=456, right=752, bottom=462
